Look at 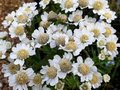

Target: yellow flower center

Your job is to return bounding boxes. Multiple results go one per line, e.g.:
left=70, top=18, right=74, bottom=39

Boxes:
left=65, top=41, right=77, bottom=51
left=80, top=34, right=89, bottom=43
left=90, top=74, right=99, bottom=84
left=106, top=42, right=116, bottom=51
left=58, top=14, right=67, bottom=23
left=56, top=36, right=65, bottom=46
left=40, top=21, right=51, bottom=29
left=8, top=63, right=20, bottom=74
left=38, top=33, right=49, bottom=44
left=93, top=1, right=103, bottom=10
left=104, top=27, right=112, bottom=37
left=64, top=0, right=73, bottom=9
left=103, top=13, right=112, bottom=19
left=78, top=63, right=90, bottom=75
left=59, top=59, right=72, bottom=72
left=17, top=14, right=28, bottom=23
left=33, top=74, right=42, bottom=85
left=17, top=49, right=29, bottom=59
left=78, top=0, right=88, bottom=7
left=15, top=26, right=24, bottom=36
left=47, top=66, right=57, bottom=79
left=92, top=29, right=100, bottom=37
left=48, top=11, right=58, bottom=20
left=16, top=72, right=29, bottom=85
left=73, top=15, right=82, bottom=22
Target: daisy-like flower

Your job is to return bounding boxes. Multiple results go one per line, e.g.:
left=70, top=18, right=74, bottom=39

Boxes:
left=9, top=22, right=26, bottom=41
left=79, top=82, right=91, bottom=90
left=97, top=36, right=106, bottom=49
left=39, top=0, right=51, bottom=9
left=103, top=35, right=120, bottom=58
left=74, top=28, right=95, bottom=48
left=90, top=72, right=102, bottom=89
left=72, top=56, right=97, bottom=82
left=29, top=73, right=43, bottom=90
left=32, top=27, right=51, bottom=48
left=8, top=68, right=34, bottom=90
left=87, top=22, right=105, bottom=40
left=22, top=2, right=38, bottom=15
left=78, top=0, right=89, bottom=9
left=79, top=16, right=96, bottom=29
left=100, top=9, right=117, bottom=23
left=15, top=10, right=28, bottom=24
left=49, top=53, right=73, bottom=79
left=60, top=0, right=79, bottom=13
left=102, top=22, right=116, bottom=37
left=0, top=40, right=11, bottom=59
left=103, top=74, right=110, bottom=83
left=2, top=63, right=20, bottom=77
left=0, top=31, right=8, bottom=39
left=10, top=43, right=35, bottom=65
left=2, top=11, right=15, bottom=28
left=68, top=10, right=83, bottom=26
left=15, top=3, right=38, bottom=24
left=40, top=61, right=60, bottom=86
left=50, top=32, right=69, bottom=48
left=88, top=0, right=109, bottom=15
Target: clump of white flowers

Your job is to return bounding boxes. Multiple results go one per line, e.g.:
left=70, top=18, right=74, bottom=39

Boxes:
left=1, top=0, right=119, bottom=90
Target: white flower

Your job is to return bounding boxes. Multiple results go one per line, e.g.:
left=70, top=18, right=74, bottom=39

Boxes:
left=50, top=32, right=69, bottom=48
left=0, top=40, right=11, bottom=59
left=8, top=68, right=34, bottom=90
left=28, top=73, right=43, bottom=90
left=103, top=35, right=120, bottom=58
left=79, top=82, right=91, bottom=90
left=10, top=43, right=35, bottom=61
left=74, top=28, right=95, bottom=48
left=0, top=31, right=8, bottom=39
left=32, top=27, right=51, bottom=48
left=39, top=0, right=51, bottom=9
left=98, top=52, right=106, bottom=60
left=97, top=36, right=106, bottom=49
left=2, top=63, right=20, bottom=77
left=68, top=10, right=83, bottom=26
left=60, top=0, right=79, bottom=13
left=100, top=9, right=117, bottom=23
left=88, top=0, right=109, bottom=15
left=87, top=22, right=105, bottom=40
left=2, top=11, right=15, bottom=28
left=90, top=72, right=102, bottom=89
left=9, top=22, right=26, bottom=41
left=40, top=65, right=60, bottom=86
left=103, top=74, right=110, bottom=83
left=49, top=53, right=73, bottom=79
left=102, top=22, right=116, bottom=37
left=72, top=56, right=97, bottom=82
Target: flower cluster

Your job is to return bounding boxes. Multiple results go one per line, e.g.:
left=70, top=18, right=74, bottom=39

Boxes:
left=0, top=0, right=119, bottom=90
